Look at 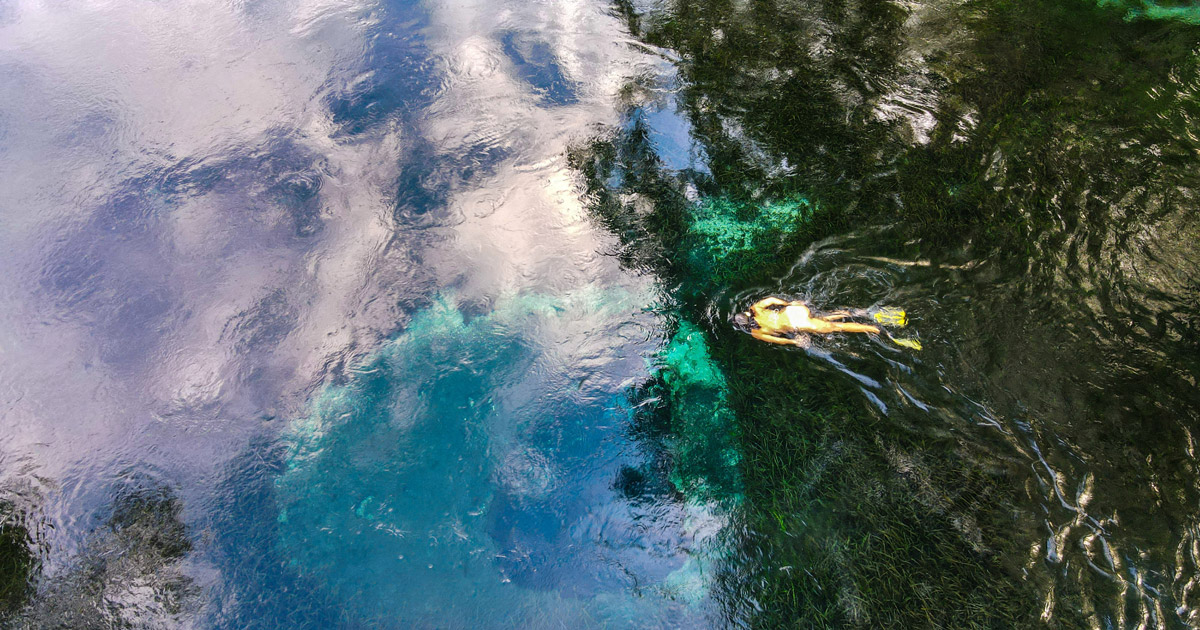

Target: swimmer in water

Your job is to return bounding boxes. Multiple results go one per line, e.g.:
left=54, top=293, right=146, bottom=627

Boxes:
left=734, top=297, right=920, bottom=349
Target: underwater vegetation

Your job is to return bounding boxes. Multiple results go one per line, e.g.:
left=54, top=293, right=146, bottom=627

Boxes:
left=0, top=498, right=42, bottom=620
left=1096, top=0, right=1200, bottom=23
left=0, top=0, right=1195, bottom=624
left=575, top=115, right=1037, bottom=629
left=5, top=477, right=197, bottom=629
left=651, top=320, right=742, bottom=501
left=575, top=0, right=1200, bottom=626
left=570, top=126, right=827, bottom=299
left=683, top=198, right=814, bottom=294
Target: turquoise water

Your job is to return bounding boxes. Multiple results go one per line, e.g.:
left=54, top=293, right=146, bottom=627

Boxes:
left=1, top=0, right=1199, bottom=626
left=271, top=289, right=724, bottom=626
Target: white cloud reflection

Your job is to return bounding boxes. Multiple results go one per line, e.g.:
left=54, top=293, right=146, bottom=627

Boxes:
left=0, top=0, right=725, bottom=621
left=0, top=0, right=394, bottom=496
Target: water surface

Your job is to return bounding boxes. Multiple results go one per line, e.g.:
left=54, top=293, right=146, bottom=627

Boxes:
left=1, top=0, right=1199, bottom=627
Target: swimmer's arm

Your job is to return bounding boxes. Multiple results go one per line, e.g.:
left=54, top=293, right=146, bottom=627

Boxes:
left=752, top=297, right=790, bottom=310
left=751, top=329, right=804, bottom=346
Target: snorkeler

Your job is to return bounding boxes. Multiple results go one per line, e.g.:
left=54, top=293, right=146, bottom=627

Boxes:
left=734, top=296, right=919, bottom=349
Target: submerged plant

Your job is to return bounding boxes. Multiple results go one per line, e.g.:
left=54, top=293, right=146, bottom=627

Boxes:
left=682, top=196, right=814, bottom=294
left=655, top=320, right=742, bottom=502
left=0, top=499, right=41, bottom=619
left=12, top=478, right=198, bottom=629
left=1096, top=0, right=1200, bottom=23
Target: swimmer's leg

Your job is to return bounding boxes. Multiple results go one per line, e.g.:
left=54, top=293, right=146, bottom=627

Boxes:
left=828, top=322, right=881, bottom=334
left=879, top=328, right=922, bottom=351
left=819, top=309, right=870, bottom=321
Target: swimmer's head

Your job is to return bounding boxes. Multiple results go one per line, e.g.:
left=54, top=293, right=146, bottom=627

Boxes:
left=732, top=311, right=753, bottom=331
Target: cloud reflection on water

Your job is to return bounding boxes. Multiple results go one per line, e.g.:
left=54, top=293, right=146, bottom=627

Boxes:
left=0, top=0, right=403, bottom=479
left=0, top=0, right=724, bottom=624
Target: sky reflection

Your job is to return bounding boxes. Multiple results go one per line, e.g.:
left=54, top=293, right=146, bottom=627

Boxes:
left=0, top=0, right=721, bottom=625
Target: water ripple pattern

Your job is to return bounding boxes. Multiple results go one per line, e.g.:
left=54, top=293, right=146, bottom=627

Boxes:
left=2, top=0, right=1200, bottom=626
left=0, top=0, right=719, bottom=625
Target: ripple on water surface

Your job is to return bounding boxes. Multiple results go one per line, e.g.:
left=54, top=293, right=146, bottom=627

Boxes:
left=2, top=0, right=1200, bottom=625
left=271, top=289, right=724, bottom=627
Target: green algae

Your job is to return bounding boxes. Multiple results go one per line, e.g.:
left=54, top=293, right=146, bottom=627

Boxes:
left=715, top=338, right=1039, bottom=628
left=656, top=320, right=742, bottom=501
left=571, top=0, right=1200, bottom=617
left=569, top=0, right=1184, bottom=623
left=570, top=129, right=826, bottom=301
left=610, top=320, right=747, bottom=610
left=1096, top=0, right=1200, bottom=23
left=683, top=197, right=814, bottom=291
left=11, top=479, right=198, bottom=629
left=0, top=500, right=39, bottom=618
left=573, top=123, right=1032, bottom=628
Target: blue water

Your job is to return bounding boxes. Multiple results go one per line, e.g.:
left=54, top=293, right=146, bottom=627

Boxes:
left=0, top=0, right=731, bottom=625
left=267, top=291, right=713, bottom=627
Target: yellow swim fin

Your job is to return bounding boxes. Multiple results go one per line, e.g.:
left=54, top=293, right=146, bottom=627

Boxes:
left=891, top=337, right=922, bottom=351
left=872, top=307, right=908, bottom=327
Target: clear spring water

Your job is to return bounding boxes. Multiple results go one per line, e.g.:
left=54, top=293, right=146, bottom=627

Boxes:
left=0, top=0, right=1198, bottom=627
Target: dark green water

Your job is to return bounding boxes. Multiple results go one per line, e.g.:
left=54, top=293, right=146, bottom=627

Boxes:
left=573, top=0, right=1200, bottom=626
